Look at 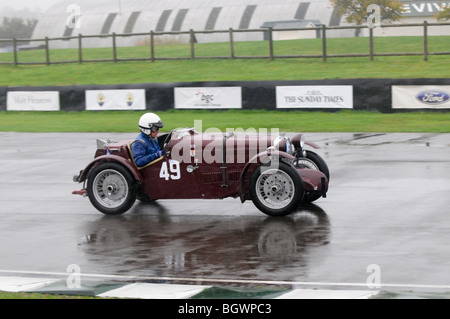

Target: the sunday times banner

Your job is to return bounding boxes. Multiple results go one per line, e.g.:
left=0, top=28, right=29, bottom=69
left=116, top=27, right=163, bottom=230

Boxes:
left=175, top=87, right=242, bottom=109
left=276, top=86, right=353, bottom=109
left=86, top=89, right=146, bottom=110
left=7, top=91, right=60, bottom=111
left=392, top=85, right=450, bottom=109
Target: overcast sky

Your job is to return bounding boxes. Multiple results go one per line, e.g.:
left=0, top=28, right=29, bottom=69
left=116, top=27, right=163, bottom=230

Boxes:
left=2, top=0, right=60, bottom=12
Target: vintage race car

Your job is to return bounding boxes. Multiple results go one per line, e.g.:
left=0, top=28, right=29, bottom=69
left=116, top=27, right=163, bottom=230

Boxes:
left=73, top=128, right=329, bottom=217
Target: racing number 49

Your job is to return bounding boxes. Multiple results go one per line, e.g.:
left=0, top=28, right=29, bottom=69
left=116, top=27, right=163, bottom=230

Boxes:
left=160, top=160, right=181, bottom=181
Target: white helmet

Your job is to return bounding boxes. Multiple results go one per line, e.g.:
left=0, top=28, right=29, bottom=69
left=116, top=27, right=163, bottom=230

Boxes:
left=139, top=112, right=164, bottom=135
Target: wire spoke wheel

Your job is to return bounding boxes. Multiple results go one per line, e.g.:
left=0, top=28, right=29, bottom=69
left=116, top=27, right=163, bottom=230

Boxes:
left=295, top=158, right=319, bottom=171
left=250, top=161, right=304, bottom=217
left=256, top=169, right=295, bottom=210
left=93, top=169, right=129, bottom=208
left=295, top=150, right=329, bottom=180
left=87, top=162, right=136, bottom=215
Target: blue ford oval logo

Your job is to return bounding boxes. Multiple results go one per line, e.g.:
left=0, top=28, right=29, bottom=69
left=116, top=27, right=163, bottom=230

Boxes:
left=416, top=90, right=449, bottom=105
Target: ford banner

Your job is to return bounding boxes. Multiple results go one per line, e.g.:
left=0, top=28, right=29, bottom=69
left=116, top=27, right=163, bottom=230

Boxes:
left=392, top=86, right=450, bottom=109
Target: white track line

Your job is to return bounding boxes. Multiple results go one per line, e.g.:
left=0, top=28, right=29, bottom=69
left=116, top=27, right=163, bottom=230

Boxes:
left=0, top=269, right=449, bottom=290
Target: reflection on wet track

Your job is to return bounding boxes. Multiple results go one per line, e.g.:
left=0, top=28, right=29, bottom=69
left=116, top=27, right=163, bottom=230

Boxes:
left=79, top=203, right=330, bottom=282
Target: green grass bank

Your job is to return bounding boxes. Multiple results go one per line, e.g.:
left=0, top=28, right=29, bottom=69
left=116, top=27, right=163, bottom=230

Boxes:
left=1, top=110, right=449, bottom=133
left=1, top=36, right=450, bottom=86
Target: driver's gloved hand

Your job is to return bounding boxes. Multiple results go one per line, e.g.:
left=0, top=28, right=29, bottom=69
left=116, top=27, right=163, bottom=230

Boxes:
left=156, top=150, right=165, bottom=157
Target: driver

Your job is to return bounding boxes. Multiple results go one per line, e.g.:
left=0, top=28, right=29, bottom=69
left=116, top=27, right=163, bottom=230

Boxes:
left=132, top=112, right=165, bottom=167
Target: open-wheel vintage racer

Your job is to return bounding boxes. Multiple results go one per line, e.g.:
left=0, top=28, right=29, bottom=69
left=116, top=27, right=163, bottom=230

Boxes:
left=73, top=127, right=329, bottom=217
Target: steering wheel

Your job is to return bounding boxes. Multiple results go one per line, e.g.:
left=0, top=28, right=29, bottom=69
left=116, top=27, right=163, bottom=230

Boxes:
left=163, top=130, right=175, bottom=152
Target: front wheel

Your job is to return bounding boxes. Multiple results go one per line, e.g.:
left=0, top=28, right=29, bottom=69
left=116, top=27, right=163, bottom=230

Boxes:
left=87, top=162, right=136, bottom=215
left=295, top=150, right=329, bottom=181
left=249, top=161, right=304, bottom=217
left=295, top=151, right=329, bottom=203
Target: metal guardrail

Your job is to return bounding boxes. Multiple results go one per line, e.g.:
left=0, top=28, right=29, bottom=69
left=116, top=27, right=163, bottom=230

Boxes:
left=0, top=21, right=449, bottom=65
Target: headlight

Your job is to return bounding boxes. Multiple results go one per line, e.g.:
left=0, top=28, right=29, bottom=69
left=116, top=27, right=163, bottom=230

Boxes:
left=273, top=133, right=294, bottom=155
left=300, top=134, right=305, bottom=148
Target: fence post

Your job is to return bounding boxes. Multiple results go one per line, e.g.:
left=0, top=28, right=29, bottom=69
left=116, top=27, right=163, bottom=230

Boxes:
left=45, top=36, right=50, bottom=65
left=369, top=28, right=374, bottom=61
left=13, top=38, right=18, bottom=66
left=268, top=27, right=274, bottom=61
left=229, top=28, right=235, bottom=59
left=112, top=32, right=117, bottom=62
left=150, top=31, right=155, bottom=62
left=78, top=34, right=83, bottom=64
left=190, top=29, right=195, bottom=59
left=322, top=25, right=327, bottom=62
left=423, top=20, right=428, bottom=62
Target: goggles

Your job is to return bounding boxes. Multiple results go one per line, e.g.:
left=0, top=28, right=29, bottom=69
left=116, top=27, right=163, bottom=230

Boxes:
left=149, top=120, right=163, bottom=133
left=150, top=126, right=160, bottom=133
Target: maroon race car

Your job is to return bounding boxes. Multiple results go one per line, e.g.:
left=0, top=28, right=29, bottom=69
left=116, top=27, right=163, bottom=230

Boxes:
left=73, top=128, right=329, bottom=217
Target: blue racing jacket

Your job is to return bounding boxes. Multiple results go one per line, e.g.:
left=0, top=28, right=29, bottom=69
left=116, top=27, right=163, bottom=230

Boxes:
left=131, top=133, right=164, bottom=167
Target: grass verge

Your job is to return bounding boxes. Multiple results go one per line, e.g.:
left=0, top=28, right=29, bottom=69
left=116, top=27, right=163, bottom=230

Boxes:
left=1, top=110, right=449, bottom=133
left=0, top=36, right=449, bottom=86
left=0, top=291, right=99, bottom=299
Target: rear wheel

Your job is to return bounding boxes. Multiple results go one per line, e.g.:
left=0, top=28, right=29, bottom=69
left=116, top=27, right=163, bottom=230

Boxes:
left=87, top=162, right=136, bottom=215
left=250, top=161, right=304, bottom=217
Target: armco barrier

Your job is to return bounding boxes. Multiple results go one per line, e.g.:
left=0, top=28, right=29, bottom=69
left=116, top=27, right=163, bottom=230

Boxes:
left=1, top=78, right=450, bottom=112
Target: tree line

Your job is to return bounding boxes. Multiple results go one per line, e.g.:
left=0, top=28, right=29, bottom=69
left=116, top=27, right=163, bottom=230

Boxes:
left=331, top=0, right=450, bottom=24
left=0, top=17, right=37, bottom=47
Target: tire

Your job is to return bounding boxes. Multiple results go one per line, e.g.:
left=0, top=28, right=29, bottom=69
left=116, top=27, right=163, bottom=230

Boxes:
left=295, top=151, right=330, bottom=181
left=295, top=151, right=329, bottom=204
left=249, top=161, right=304, bottom=217
left=87, top=162, right=137, bottom=215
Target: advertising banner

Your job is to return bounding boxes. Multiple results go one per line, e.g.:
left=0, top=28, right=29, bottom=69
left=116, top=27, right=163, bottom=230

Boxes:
left=175, top=87, right=242, bottom=109
left=392, top=85, right=450, bottom=109
left=7, top=91, right=60, bottom=111
left=86, top=89, right=146, bottom=110
left=401, top=1, right=450, bottom=17
left=276, top=86, right=353, bottom=109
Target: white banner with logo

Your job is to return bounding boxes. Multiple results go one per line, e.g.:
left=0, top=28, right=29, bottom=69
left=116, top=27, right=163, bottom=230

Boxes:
left=392, top=85, right=450, bottom=109
left=7, top=91, right=60, bottom=111
left=276, top=86, right=353, bottom=109
left=402, top=1, right=450, bottom=17
left=175, top=87, right=242, bottom=109
left=86, top=89, right=146, bottom=110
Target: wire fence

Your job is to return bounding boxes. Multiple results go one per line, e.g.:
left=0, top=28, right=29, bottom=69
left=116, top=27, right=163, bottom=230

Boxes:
left=1, top=21, right=450, bottom=66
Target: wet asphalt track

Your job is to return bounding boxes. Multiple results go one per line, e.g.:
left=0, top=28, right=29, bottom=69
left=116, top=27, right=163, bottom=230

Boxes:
left=0, top=132, right=449, bottom=297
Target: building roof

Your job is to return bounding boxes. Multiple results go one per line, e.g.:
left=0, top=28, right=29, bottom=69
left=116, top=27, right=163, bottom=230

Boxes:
left=32, top=0, right=354, bottom=47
